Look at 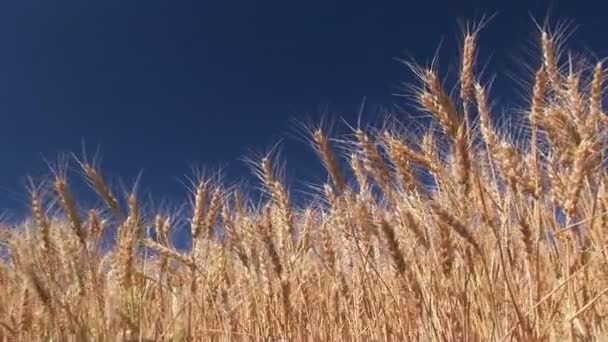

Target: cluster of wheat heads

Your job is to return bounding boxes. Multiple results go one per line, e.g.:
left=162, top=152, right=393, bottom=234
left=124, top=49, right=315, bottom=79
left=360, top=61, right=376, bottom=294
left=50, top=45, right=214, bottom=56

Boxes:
left=1, top=22, right=608, bottom=341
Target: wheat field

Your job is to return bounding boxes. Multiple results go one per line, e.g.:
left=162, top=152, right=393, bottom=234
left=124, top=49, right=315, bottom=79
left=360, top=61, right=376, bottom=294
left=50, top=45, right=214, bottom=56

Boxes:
left=1, top=21, right=608, bottom=341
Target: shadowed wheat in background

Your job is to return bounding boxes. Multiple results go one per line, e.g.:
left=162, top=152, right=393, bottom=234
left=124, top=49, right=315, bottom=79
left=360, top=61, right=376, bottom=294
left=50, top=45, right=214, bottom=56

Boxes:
left=1, top=18, right=608, bottom=341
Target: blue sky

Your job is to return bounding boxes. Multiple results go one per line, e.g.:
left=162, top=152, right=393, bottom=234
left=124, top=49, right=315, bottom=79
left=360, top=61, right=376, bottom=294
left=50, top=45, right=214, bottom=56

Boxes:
left=0, top=0, right=606, bottom=213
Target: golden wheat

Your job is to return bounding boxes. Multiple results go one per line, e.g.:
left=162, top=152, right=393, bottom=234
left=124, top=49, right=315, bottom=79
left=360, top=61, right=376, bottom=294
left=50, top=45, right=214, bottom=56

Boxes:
left=2, top=20, right=608, bottom=341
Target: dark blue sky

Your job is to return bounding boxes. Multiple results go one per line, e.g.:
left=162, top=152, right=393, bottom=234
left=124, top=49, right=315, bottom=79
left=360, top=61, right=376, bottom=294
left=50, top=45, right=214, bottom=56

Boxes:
left=0, top=0, right=606, bottom=212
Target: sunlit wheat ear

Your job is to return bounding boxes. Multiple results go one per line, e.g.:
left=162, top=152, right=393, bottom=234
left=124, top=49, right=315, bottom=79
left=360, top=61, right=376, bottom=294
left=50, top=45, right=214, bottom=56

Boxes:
left=383, top=131, right=418, bottom=192
left=529, top=67, right=547, bottom=133
left=24, top=264, right=54, bottom=315
left=590, top=62, right=604, bottom=121
left=203, top=186, right=223, bottom=239
left=460, top=27, right=476, bottom=103
left=113, top=191, right=139, bottom=289
left=222, top=202, right=250, bottom=268
left=312, top=128, right=345, bottom=194
left=431, top=202, right=480, bottom=253
left=27, top=182, right=51, bottom=251
left=154, top=214, right=171, bottom=246
left=253, top=155, right=293, bottom=240
left=518, top=216, right=534, bottom=263
left=529, top=65, right=547, bottom=192
left=260, top=206, right=283, bottom=278
left=453, top=124, right=471, bottom=195
left=145, top=239, right=194, bottom=268
left=564, top=138, right=597, bottom=218
left=350, top=152, right=369, bottom=194
left=114, top=218, right=135, bottom=288
left=397, top=205, right=429, bottom=250
left=78, top=160, right=123, bottom=220
left=564, top=67, right=587, bottom=138
left=190, top=179, right=208, bottom=240
left=127, top=191, right=139, bottom=222
left=323, top=183, right=340, bottom=213
left=378, top=219, right=406, bottom=275
left=18, top=286, right=32, bottom=334
left=353, top=198, right=379, bottom=255
left=474, top=83, right=500, bottom=148
left=436, top=220, right=453, bottom=277
left=417, top=69, right=462, bottom=137
left=323, top=224, right=340, bottom=278
left=542, top=106, right=576, bottom=164
left=85, top=209, right=104, bottom=250
left=542, top=31, right=561, bottom=92
left=383, top=131, right=439, bottom=176
left=354, top=129, right=392, bottom=196
left=51, top=166, right=85, bottom=246
left=298, top=208, right=313, bottom=253
left=474, top=83, right=537, bottom=197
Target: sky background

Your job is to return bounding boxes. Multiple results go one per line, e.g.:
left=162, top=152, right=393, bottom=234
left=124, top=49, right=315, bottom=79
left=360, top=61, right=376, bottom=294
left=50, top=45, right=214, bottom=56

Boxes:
left=0, top=0, right=607, bottom=215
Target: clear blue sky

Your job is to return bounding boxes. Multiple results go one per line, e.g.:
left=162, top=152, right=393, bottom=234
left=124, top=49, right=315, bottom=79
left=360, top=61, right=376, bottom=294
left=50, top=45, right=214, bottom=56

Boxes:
left=0, top=0, right=606, bottom=212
